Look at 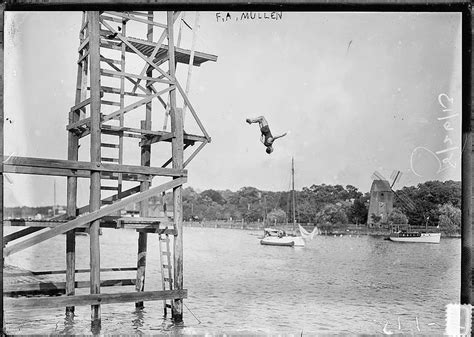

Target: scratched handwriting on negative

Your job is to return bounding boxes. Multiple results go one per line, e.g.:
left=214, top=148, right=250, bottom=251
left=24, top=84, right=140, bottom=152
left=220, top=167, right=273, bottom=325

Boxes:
left=410, top=93, right=459, bottom=177
left=215, top=12, right=283, bottom=23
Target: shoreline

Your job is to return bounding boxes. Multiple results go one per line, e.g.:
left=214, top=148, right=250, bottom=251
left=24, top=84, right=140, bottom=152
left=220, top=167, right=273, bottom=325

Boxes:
left=183, top=221, right=461, bottom=238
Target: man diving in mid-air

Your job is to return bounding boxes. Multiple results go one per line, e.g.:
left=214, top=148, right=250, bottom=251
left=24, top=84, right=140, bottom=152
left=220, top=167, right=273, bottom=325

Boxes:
left=246, top=116, right=287, bottom=154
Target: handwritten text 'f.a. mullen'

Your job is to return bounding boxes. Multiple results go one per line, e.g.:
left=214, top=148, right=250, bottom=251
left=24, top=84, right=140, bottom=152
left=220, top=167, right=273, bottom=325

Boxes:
left=215, top=12, right=283, bottom=23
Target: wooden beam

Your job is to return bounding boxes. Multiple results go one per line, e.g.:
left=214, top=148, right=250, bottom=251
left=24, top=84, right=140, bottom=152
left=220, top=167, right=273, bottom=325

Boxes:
left=123, top=35, right=218, bottom=65
left=101, top=86, right=174, bottom=123
left=4, top=164, right=90, bottom=178
left=89, top=11, right=102, bottom=328
left=100, top=69, right=173, bottom=85
left=5, top=267, right=137, bottom=277
left=176, top=81, right=210, bottom=140
left=4, top=289, right=188, bottom=311
left=168, top=11, right=184, bottom=323
left=184, top=140, right=208, bottom=168
left=3, top=156, right=187, bottom=177
left=3, top=227, right=45, bottom=245
left=3, top=177, right=186, bottom=257
left=4, top=278, right=137, bottom=295
left=107, top=11, right=167, bottom=29
left=100, top=18, right=173, bottom=82
left=131, top=14, right=173, bottom=93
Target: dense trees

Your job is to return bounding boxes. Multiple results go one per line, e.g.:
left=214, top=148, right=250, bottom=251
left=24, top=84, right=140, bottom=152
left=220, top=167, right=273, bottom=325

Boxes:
left=173, top=180, right=461, bottom=234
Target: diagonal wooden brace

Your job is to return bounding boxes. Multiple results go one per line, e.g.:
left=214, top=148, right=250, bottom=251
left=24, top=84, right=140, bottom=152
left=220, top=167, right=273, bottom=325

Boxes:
left=4, top=177, right=186, bottom=257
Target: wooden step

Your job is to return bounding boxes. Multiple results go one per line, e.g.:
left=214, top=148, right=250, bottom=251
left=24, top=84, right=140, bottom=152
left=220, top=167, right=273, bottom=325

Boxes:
left=100, top=185, right=119, bottom=191
left=163, top=277, right=172, bottom=282
left=101, top=100, right=121, bottom=107
left=101, top=143, right=120, bottom=148
left=100, top=56, right=121, bottom=64
left=101, top=157, right=120, bottom=163
left=162, top=265, right=171, bottom=269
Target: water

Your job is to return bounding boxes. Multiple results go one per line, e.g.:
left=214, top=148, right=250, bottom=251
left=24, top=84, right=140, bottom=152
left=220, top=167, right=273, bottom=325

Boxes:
left=5, top=227, right=460, bottom=335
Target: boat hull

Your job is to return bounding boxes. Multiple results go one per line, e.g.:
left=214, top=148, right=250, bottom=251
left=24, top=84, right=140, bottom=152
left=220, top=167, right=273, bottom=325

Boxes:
left=389, top=233, right=441, bottom=244
left=260, top=237, right=295, bottom=247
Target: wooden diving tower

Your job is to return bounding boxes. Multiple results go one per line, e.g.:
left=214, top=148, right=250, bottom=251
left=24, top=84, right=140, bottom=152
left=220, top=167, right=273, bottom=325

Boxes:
left=2, top=11, right=216, bottom=331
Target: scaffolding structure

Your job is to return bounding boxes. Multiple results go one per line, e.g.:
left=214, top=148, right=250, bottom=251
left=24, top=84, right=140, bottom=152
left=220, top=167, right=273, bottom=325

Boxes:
left=3, top=10, right=216, bottom=329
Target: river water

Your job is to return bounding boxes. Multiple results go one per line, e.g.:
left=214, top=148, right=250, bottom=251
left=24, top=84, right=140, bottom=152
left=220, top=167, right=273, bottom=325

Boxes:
left=4, top=227, right=460, bottom=335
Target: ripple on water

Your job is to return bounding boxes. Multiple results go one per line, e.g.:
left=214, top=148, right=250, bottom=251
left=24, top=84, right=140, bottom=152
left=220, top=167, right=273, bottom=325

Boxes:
left=4, top=229, right=460, bottom=335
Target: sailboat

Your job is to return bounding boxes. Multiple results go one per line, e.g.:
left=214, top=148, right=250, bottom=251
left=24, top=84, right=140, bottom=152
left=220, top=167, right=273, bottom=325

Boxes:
left=260, top=158, right=308, bottom=247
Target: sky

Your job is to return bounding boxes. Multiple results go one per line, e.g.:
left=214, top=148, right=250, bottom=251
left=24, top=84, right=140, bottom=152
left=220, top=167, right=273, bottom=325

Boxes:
left=4, top=11, right=462, bottom=207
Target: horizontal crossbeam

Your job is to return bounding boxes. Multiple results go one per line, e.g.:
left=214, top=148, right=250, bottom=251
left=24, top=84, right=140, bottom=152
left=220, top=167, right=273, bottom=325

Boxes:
left=4, top=289, right=187, bottom=310
left=4, top=278, right=137, bottom=296
left=2, top=156, right=186, bottom=178
left=4, top=177, right=186, bottom=256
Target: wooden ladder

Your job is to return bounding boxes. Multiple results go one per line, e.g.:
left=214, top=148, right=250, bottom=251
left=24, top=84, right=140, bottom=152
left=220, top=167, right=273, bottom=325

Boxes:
left=159, top=233, right=173, bottom=316
left=98, top=14, right=127, bottom=208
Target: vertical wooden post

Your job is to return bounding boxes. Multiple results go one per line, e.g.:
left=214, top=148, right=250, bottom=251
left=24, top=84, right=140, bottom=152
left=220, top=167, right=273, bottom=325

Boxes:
left=87, top=11, right=102, bottom=331
left=461, top=7, right=472, bottom=305
left=0, top=4, right=5, bottom=333
left=118, top=14, right=126, bottom=198
left=167, top=11, right=184, bottom=323
left=135, top=11, right=154, bottom=309
left=65, top=14, right=86, bottom=317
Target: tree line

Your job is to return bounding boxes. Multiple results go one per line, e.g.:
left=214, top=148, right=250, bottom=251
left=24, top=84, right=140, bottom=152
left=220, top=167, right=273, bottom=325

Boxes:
left=168, top=180, right=460, bottom=233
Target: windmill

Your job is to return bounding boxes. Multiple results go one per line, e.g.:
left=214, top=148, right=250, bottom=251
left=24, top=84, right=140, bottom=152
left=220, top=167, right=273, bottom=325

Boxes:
left=367, top=170, right=416, bottom=227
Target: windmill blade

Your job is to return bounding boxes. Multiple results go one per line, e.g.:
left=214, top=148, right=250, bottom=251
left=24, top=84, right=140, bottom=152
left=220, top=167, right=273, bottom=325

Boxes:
left=390, top=170, right=403, bottom=188
left=371, top=170, right=387, bottom=181
left=393, top=190, right=416, bottom=212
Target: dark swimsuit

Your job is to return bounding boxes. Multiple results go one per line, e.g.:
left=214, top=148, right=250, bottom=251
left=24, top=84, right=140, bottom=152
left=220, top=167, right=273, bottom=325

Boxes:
left=261, top=125, right=273, bottom=146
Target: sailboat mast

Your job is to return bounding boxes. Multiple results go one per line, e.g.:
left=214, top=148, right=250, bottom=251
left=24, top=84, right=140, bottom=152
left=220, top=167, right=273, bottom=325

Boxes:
left=292, top=157, right=296, bottom=233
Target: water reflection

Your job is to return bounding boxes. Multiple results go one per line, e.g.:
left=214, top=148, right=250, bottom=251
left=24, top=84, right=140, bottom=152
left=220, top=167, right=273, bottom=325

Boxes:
left=131, top=308, right=145, bottom=333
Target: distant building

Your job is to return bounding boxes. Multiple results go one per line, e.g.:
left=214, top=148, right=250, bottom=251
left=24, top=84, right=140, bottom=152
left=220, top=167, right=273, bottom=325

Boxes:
left=367, top=179, right=394, bottom=227
left=122, top=197, right=174, bottom=218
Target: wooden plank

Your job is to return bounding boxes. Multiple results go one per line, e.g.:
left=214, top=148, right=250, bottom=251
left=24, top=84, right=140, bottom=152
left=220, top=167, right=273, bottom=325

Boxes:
left=4, top=166, right=151, bottom=182
left=70, top=97, right=92, bottom=112
left=88, top=11, right=102, bottom=326
left=107, top=11, right=167, bottom=29
left=4, top=165, right=90, bottom=178
left=123, top=35, right=218, bottom=65
left=136, top=18, right=154, bottom=307
left=77, top=50, right=89, bottom=64
left=101, top=100, right=121, bottom=107
left=131, top=15, right=172, bottom=93
left=101, top=69, right=173, bottom=84
left=100, top=14, right=126, bottom=24
left=99, top=57, right=152, bottom=96
left=140, top=132, right=205, bottom=146
left=101, top=86, right=148, bottom=98
left=3, top=156, right=187, bottom=177
left=100, top=56, right=120, bottom=64
left=176, top=81, right=210, bottom=140
left=4, top=279, right=136, bottom=294
left=184, top=140, right=208, bottom=168
left=168, top=11, right=184, bottom=323
left=78, top=36, right=89, bottom=52
left=3, top=178, right=186, bottom=257
left=100, top=18, right=173, bottom=82
left=5, top=267, right=137, bottom=277
left=101, top=86, right=174, bottom=123
left=4, top=289, right=188, bottom=311
left=3, top=227, right=45, bottom=245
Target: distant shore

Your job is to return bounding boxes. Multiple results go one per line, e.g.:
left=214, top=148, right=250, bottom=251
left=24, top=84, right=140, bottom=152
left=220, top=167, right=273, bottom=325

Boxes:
left=183, top=221, right=461, bottom=238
